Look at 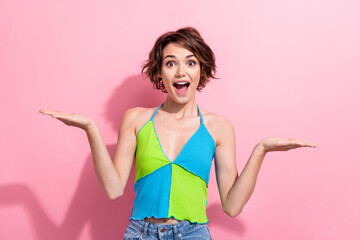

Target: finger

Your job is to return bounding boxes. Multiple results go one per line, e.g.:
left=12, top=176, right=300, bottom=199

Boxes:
left=39, top=109, right=53, bottom=115
left=302, top=142, right=317, bottom=148
left=288, top=138, right=317, bottom=148
left=52, top=115, right=75, bottom=125
left=286, top=139, right=300, bottom=147
left=53, top=114, right=72, bottom=121
left=40, top=112, right=57, bottom=118
left=39, top=109, right=60, bottom=116
left=42, top=112, right=59, bottom=118
left=294, top=139, right=317, bottom=148
left=41, top=111, right=69, bottom=119
left=40, top=108, right=68, bottom=114
left=294, top=142, right=317, bottom=148
left=55, top=118, right=72, bottom=125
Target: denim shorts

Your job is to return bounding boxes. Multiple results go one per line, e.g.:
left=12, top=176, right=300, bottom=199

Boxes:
left=123, top=218, right=212, bottom=240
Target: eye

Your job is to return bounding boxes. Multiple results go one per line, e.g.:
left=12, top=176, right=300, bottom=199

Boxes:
left=187, top=60, right=197, bottom=66
left=165, top=61, right=176, bottom=67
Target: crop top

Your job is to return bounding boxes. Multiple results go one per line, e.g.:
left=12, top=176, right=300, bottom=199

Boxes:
left=129, top=102, right=215, bottom=224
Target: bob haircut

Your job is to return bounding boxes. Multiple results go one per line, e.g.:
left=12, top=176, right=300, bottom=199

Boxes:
left=142, top=27, right=217, bottom=93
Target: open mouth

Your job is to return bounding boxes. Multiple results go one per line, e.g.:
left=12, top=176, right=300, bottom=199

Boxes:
left=173, top=82, right=190, bottom=92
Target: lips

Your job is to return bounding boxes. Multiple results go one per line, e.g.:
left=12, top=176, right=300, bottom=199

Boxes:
left=173, top=81, right=190, bottom=93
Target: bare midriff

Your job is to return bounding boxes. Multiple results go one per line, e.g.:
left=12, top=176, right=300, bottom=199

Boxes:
left=145, top=216, right=181, bottom=224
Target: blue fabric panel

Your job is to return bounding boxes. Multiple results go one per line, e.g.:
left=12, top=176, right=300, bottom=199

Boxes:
left=130, top=164, right=172, bottom=219
left=175, top=125, right=215, bottom=186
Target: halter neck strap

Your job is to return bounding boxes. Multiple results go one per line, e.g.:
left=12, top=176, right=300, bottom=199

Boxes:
left=150, top=102, right=203, bottom=124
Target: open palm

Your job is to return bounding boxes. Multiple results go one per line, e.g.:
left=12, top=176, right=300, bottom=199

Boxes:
left=259, top=137, right=317, bottom=153
left=39, top=109, right=94, bottom=131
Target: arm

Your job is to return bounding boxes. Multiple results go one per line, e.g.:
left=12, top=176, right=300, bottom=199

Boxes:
left=213, top=116, right=258, bottom=217
left=39, top=108, right=138, bottom=200
left=214, top=117, right=317, bottom=217
left=85, top=124, right=124, bottom=199
left=86, top=108, right=138, bottom=199
left=216, top=138, right=266, bottom=217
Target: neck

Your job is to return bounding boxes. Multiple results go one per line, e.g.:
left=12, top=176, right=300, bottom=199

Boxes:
left=161, top=97, right=198, bottom=119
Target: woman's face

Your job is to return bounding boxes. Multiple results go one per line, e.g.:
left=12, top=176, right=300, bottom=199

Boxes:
left=159, top=42, right=201, bottom=104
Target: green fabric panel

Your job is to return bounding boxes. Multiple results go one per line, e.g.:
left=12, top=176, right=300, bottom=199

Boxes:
left=135, top=121, right=170, bottom=183
left=168, top=164, right=208, bottom=223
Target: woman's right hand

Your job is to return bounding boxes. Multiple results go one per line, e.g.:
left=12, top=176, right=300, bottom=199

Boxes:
left=39, top=109, right=95, bottom=131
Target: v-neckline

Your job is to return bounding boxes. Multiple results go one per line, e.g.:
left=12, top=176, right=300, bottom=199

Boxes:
left=151, top=103, right=203, bottom=163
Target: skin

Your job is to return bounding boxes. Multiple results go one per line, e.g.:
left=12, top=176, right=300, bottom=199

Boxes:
left=39, top=42, right=317, bottom=225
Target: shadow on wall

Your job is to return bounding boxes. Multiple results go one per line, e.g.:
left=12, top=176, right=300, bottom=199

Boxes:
left=0, top=74, right=246, bottom=239
left=0, top=149, right=132, bottom=240
left=207, top=203, right=246, bottom=235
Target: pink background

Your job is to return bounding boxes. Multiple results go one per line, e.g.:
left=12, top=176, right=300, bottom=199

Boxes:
left=1, top=0, right=359, bottom=239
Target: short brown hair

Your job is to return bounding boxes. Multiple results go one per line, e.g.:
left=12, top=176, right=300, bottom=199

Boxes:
left=142, top=27, right=217, bottom=93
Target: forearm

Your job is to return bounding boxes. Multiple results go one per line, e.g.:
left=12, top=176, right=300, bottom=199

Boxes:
left=223, top=143, right=266, bottom=217
left=85, top=124, right=123, bottom=199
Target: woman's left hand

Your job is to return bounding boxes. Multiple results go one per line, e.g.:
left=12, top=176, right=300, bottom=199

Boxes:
left=258, top=137, right=317, bottom=154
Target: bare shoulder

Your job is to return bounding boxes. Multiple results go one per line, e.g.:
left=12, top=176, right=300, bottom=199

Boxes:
left=199, top=107, right=235, bottom=146
left=121, top=106, right=158, bottom=135
left=200, top=107, right=234, bottom=131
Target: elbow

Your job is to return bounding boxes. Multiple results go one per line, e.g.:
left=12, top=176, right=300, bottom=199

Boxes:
left=105, top=180, right=125, bottom=200
left=226, top=210, right=241, bottom=218
left=107, top=190, right=124, bottom=200
left=108, top=193, right=122, bottom=200
left=223, top=205, right=243, bottom=218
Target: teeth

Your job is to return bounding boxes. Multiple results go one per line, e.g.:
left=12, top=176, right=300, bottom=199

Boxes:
left=175, top=82, right=188, bottom=85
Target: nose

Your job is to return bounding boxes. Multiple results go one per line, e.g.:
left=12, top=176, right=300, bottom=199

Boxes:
left=175, top=63, right=186, bottom=78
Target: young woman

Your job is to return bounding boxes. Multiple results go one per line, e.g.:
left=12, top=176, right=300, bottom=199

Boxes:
left=39, top=27, right=317, bottom=240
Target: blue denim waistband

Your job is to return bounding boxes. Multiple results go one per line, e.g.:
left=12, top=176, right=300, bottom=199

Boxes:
left=128, top=218, right=201, bottom=236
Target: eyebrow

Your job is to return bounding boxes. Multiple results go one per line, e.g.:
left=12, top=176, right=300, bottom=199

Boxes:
left=163, top=54, right=196, bottom=60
